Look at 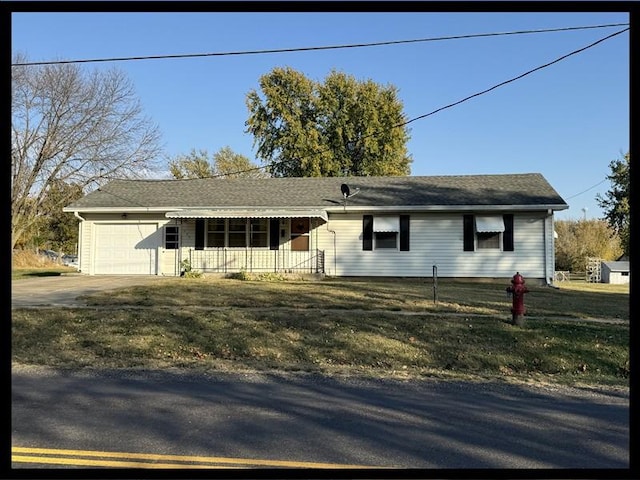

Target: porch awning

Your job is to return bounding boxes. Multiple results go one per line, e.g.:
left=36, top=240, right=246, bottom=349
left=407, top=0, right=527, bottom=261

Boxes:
left=475, top=215, right=505, bottom=233
left=166, top=209, right=328, bottom=222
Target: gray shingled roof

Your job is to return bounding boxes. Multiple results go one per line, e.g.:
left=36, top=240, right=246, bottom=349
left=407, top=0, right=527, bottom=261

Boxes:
left=64, top=173, right=568, bottom=210
left=602, top=261, right=630, bottom=271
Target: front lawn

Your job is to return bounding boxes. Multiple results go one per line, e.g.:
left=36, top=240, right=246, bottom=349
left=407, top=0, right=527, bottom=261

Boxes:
left=11, top=277, right=629, bottom=388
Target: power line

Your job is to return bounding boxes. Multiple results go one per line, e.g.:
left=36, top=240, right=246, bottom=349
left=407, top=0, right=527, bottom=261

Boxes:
left=565, top=179, right=608, bottom=200
left=220, top=26, right=627, bottom=179
left=12, top=23, right=629, bottom=66
left=397, top=27, right=629, bottom=128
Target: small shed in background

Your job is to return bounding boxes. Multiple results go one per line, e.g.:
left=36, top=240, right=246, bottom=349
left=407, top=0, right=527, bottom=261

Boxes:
left=601, top=261, right=630, bottom=284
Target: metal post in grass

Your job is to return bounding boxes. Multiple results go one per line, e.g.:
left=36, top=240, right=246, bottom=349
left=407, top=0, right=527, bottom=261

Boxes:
left=433, top=265, right=438, bottom=304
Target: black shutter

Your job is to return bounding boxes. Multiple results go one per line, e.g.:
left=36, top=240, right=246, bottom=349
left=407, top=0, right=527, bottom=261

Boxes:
left=503, top=214, right=514, bottom=251
left=363, top=215, right=373, bottom=251
left=269, top=219, right=280, bottom=250
left=195, top=219, right=205, bottom=250
left=463, top=215, right=475, bottom=251
left=400, top=215, right=410, bottom=251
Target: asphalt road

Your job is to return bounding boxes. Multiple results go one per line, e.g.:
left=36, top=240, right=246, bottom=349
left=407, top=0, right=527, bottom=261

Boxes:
left=11, top=367, right=629, bottom=470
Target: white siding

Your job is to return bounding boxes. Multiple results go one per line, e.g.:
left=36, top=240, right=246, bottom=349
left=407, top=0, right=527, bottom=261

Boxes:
left=609, top=272, right=630, bottom=285
left=601, top=264, right=630, bottom=284
left=75, top=211, right=555, bottom=279
left=77, top=217, right=91, bottom=274
left=319, top=212, right=550, bottom=279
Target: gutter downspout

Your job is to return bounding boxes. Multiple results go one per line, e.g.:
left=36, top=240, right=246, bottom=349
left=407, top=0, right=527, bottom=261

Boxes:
left=176, top=218, right=182, bottom=277
left=544, top=210, right=559, bottom=289
left=325, top=221, right=337, bottom=276
left=73, top=211, right=85, bottom=273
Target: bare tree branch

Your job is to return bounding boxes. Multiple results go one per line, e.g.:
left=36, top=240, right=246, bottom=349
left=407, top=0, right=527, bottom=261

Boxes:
left=11, top=53, right=163, bottom=249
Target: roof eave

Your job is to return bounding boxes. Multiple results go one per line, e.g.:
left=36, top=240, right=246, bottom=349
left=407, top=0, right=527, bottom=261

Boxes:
left=64, top=204, right=569, bottom=214
left=325, top=204, right=569, bottom=213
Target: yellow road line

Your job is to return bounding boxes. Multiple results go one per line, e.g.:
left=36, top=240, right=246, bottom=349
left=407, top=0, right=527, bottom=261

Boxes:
left=12, top=447, right=373, bottom=469
left=12, top=455, right=243, bottom=469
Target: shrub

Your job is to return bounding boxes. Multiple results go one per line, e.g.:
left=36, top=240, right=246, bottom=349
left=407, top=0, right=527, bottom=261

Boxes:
left=227, top=269, right=252, bottom=281
left=180, top=259, right=202, bottom=278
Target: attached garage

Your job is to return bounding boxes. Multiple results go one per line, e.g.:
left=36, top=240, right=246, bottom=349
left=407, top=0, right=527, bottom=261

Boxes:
left=93, top=223, right=160, bottom=275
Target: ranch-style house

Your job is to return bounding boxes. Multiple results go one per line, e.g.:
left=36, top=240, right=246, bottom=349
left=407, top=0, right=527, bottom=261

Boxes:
left=63, top=173, right=568, bottom=283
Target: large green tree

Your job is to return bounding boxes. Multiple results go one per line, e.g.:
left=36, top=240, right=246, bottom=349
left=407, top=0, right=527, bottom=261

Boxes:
left=596, top=152, right=630, bottom=257
left=168, top=147, right=267, bottom=179
left=554, top=219, right=623, bottom=272
left=245, top=67, right=412, bottom=177
left=168, top=149, right=213, bottom=179
left=11, top=53, right=162, bottom=250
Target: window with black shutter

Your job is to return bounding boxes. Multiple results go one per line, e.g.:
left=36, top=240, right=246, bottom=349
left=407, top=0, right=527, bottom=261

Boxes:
left=400, top=215, right=410, bottom=251
left=363, top=215, right=373, bottom=251
left=503, top=214, right=514, bottom=251
left=463, top=215, right=475, bottom=251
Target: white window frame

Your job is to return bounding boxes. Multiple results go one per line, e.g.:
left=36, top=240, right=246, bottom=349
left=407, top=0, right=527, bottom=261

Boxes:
left=206, top=218, right=271, bottom=248
left=475, top=216, right=504, bottom=250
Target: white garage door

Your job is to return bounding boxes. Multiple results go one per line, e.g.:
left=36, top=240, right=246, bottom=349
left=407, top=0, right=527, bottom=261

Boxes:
left=94, top=223, right=159, bottom=274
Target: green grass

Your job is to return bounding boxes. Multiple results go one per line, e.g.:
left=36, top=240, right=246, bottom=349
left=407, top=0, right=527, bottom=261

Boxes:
left=11, top=276, right=629, bottom=388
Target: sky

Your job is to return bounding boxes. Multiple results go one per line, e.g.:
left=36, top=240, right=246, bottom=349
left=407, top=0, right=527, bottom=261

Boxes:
left=10, top=8, right=630, bottom=221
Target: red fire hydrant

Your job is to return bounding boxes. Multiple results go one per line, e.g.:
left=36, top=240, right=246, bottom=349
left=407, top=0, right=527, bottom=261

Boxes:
left=506, top=272, right=529, bottom=326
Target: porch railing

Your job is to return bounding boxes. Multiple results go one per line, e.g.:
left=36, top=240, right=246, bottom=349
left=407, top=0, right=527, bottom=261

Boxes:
left=188, top=248, right=325, bottom=274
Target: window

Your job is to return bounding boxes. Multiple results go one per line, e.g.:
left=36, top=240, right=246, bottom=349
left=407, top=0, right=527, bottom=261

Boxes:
left=477, top=232, right=500, bottom=249
left=228, top=218, right=247, bottom=247
left=199, top=218, right=271, bottom=248
left=165, top=225, right=180, bottom=249
left=375, top=232, right=397, bottom=249
left=250, top=219, right=268, bottom=247
left=363, top=215, right=410, bottom=251
left=463, top=214, right=513, bottom=251
left=374, top=216, right=398, bottom=249
left=207, top=219, right=225, bottom=247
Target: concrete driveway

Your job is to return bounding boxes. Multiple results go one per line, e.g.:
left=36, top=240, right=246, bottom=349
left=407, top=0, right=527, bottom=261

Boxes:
left=11, top=275, right=171, bottom=308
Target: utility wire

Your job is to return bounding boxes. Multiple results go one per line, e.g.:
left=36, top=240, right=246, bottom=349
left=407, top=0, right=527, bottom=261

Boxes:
left=397, top=27, right=629, bottom=128
left=565, top=179, right=608, bottom=200
left=12, top=23, right=629, bottom=66
left=202, top=26, right=629, bottom=179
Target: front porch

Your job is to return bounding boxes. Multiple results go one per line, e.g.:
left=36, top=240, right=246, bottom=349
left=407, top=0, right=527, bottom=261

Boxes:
left=186, top=247, right=325, bottom=274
